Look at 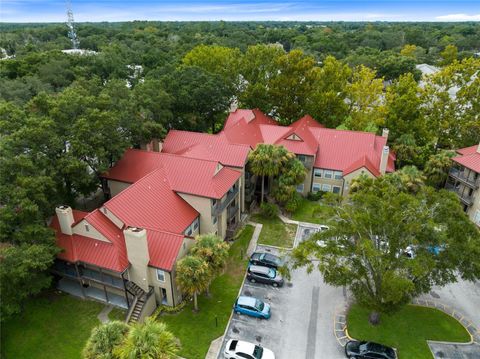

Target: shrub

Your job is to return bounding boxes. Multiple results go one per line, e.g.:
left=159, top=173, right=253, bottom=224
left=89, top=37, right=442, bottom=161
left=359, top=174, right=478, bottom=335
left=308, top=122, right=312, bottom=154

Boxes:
left=285, top=193, right=302, bottom=213
left=151, top=301, right=187, bottom=320
left=307, top=191, right=324, bottom=201
left=260, top=202, right=279, bottom=218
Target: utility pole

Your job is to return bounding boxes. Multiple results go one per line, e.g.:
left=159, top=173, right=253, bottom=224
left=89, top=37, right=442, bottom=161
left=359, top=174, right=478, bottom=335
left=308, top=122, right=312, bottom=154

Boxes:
left=66, top=0, right=80, bottom=49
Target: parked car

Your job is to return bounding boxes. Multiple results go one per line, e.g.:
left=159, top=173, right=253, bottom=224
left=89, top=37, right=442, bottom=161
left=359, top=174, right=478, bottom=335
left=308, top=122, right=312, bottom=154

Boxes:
left=224, top=339, right=275, bottom=359
left=249, top=252, right=283, bottom=269
left=345, top=340, right=396, bottom=359
left=234, top=296, right=271, bottom=319
left=247, top=265, right=284, bottom=287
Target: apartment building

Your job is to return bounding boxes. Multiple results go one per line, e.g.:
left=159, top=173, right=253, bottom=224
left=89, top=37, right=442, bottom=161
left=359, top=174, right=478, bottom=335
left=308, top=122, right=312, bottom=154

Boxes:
left=51, top=153, right=243, bottom=322
left=445, top=143, right=480, bottom=226
left=51, top=108, right=396, bottom=320
left=162, top=109, right=395, bottom=199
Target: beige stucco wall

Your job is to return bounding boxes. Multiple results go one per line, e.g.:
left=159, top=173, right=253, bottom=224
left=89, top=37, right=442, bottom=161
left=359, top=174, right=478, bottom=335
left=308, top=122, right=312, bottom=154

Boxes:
left=467, top=194, right=480, bottom=225
left=178, top=193, right=218, bottom=235
left=148, top=267, right=177, bottom=306
left=124, top=230, right=151, bottom=292
left=108, top=180, right=131, bottom=197
left=343, top=167, right=377, bottom=196
left=146, top=236, right=194, bottom=307
left=100, top=206, right=124, bottom=229
left=301, top=165, right=314, bottom=196
left=73, top=219, right=110, bottom=242
left=311, top=175, right=344, bottom=194
left=137, top=293, right=157, bottom=323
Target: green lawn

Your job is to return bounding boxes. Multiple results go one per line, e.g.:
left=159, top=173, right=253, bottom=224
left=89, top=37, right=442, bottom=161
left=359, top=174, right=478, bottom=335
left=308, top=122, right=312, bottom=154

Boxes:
left=250, top=214, right=296, bottom=248
left=1, top=292, right=105, bottom=359
left=109, top=307, right=127, bottom=321
left=291, top=198, right=334, bottom=224
left=347, top=304, right=470, bottom=359
left=157, top=225, right=254, bottom=359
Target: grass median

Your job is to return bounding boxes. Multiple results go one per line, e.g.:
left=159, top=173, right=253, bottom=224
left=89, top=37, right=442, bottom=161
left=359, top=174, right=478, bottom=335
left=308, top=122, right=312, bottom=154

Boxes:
left=250, top=214, right=296, bottom=248
left=347, top=304, right=470, bottom=358
left=291, top=198, right=334, bottom=224
left=157, top=224, right=254, bottom=359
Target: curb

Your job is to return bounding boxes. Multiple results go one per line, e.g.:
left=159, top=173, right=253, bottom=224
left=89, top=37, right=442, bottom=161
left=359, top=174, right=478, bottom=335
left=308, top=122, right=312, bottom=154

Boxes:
left=411, top=299, right=480, bottom=345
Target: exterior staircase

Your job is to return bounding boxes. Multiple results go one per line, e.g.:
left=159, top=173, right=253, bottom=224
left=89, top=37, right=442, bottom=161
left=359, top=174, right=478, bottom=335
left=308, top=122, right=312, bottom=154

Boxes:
left=125, top=281, right=147, bottom=324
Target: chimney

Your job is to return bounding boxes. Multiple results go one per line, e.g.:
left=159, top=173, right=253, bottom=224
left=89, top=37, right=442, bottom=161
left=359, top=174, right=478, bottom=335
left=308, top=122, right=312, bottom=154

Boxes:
left=380, top=146, right=389, bottom=175
left=382, top=128, right=389, bottom=139
left=477, top=142, right=480, bottom=154
left=55, top=205, right=74, bottom=235
left=123, top=227, right=150, bottom=292
left=152, top=138, right=162, bottom=152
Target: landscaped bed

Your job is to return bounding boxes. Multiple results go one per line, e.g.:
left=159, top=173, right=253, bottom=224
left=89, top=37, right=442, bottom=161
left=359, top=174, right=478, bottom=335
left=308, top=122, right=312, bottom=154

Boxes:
left=347, top=304, right=471, bottom=359
left=157, top=224, right=254, bottom=359
left=1, top=292, right=111, bottom=359
left=250, top=214, right=296, bottom=248
left=291, top=198, right=334, bottom=224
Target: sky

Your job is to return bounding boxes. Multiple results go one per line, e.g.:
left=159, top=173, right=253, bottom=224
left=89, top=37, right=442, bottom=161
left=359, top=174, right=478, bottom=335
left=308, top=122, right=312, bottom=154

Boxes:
left=1, top=0, right=480, bottom=23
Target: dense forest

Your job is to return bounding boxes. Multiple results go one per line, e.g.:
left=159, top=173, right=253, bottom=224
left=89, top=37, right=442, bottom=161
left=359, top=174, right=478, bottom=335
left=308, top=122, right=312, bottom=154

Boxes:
left=0, top=21, right=479, bottom=321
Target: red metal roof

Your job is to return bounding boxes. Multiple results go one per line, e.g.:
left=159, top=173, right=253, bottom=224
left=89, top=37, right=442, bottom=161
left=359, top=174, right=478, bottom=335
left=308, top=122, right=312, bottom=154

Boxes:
left=52, top=210, right=185, bottom=272
left=103, top=149, right=241, bottom=199
left=221, top=109, right=394, bottom=174
left=453, top=144, right=480, bottom=173
left=310, top=127, right=394, bottom=173
left=51, top=209, right=130, bottom=272
left=146, top=229, right=184, bottom=271
left=162, top=130, right=250, bottom=168
left=343, top=155, right=381, bottom=177
left=224, top=108, right=277, bottom=130
left=104, top=167, right=199, bottom=233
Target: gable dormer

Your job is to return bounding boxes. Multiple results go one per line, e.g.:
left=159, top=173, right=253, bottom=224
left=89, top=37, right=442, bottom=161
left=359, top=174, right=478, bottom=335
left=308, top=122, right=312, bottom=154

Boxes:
left=286, top=132, right=303, bottom=141
left=72, top=219, right=111, bottom=243
left=214, top=162, right=224, bottom=175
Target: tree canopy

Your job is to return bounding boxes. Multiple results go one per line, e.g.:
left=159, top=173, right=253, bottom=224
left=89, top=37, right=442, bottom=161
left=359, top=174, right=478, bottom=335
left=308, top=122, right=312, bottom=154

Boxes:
left=290, top=174, right=480, bottom=313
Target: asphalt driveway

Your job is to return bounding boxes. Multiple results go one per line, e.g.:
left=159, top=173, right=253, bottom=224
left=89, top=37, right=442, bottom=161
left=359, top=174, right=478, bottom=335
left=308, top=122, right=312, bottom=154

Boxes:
left=218, top=244, right=347, bottom=359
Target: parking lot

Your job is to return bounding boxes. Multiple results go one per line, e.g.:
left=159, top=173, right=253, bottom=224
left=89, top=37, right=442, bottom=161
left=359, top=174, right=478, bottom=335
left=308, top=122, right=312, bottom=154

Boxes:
left=219, top=244, right=347, bottom=359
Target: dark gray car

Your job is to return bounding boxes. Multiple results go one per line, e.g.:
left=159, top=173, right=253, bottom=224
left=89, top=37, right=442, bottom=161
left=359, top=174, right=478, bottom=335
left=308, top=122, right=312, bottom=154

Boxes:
left=247, top=265, right=284, bottom=287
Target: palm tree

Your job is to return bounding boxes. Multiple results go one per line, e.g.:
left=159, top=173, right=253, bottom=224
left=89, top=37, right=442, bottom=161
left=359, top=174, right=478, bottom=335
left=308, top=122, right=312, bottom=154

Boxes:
left=190, top=234, right=229, bottom=295
left=175, top=255, right=211, bottom=311
left=424, top=150, right=455, bottom=188
left=83, top=321, right=129, bottom=359
left=393, top=166, right=425, bottom=193
left=116, top=319, right=179, bottom=359
left=248, top=144, right=292, bottom=203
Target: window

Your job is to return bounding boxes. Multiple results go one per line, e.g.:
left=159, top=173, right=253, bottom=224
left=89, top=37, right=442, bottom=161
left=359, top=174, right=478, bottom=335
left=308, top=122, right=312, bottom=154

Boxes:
left=334, top=171, right=342, bottom=180
left=324, top=170, right=333, bottom=179
left=321, top=184, right=331, bottom=192
left=213, top=216, right=218, bottom=225
left=186, top=225, right=193, bottom=236
left=312, top=183, right=321, bottom=192
left=474, top=210, right=480, bottom=225
left=212, top=199, right=217, bottom=207
left=297, top=155, right=306, bottom=163
left=332, top=186, right=341, bottom=194
left=193, top=218, right=199, bottom=230
left=84, top=223, right=90, bottom=232
left=296, top=184, right=304, bottom=193
left=156, top=269, right=165, bottom=282
left=314, top=169, right=322, bottom=178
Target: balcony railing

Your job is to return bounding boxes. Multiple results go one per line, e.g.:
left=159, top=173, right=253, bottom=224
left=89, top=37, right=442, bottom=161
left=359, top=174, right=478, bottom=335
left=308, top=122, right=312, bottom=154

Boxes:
left=445, top=182, right=474, bottom=206
left=212, top=185, right=239, bottom=216
left=449, top=168, right=479, bottom=189
left=227, top=204, right=239, bottom=219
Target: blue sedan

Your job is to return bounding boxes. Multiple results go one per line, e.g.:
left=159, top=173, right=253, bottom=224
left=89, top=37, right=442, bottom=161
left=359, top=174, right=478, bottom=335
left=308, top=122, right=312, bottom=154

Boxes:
left=234, top=296, right=271, bottom=319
